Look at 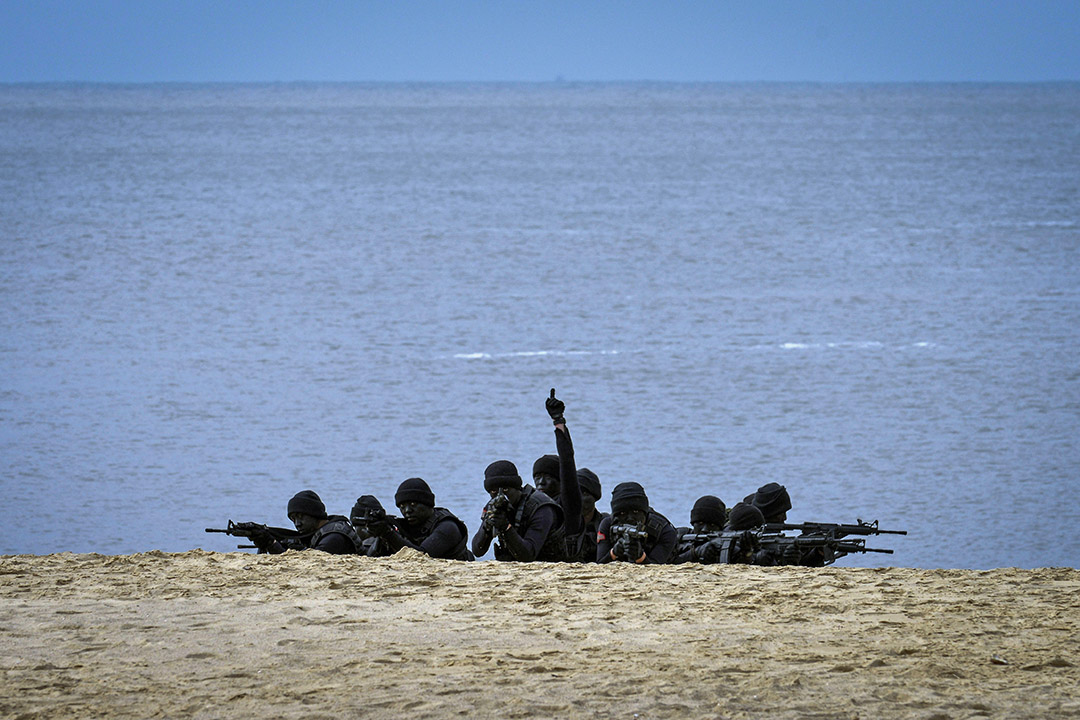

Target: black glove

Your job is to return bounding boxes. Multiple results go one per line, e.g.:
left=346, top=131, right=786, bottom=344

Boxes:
left=546, top=388, right=566, bottom=426
left=487, top=511, right=511, bottom=533
left=612, top=536, right=630, bottom=560
left=247, top=525, right=274, bottom=551
left=366, top=518, right=391, bottom=537
left=698, top=539, right=722, bottom=564
left=625, top=536, right=644, bottom=562
left=780, top=543, right=803, bottom=565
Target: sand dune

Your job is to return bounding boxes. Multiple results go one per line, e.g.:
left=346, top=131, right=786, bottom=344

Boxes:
left=1, top=550, right=1078, bottom=719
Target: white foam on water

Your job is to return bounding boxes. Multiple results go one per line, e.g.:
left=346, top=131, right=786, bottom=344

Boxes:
left=452, top=349, right=622, bottom=360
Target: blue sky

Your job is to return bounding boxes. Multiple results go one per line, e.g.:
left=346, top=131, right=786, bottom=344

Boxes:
left=2, top=0, right=1078, bottom=82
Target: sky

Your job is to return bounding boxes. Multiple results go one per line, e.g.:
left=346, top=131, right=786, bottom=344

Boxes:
left=1, top=0, right=1078, bottom=83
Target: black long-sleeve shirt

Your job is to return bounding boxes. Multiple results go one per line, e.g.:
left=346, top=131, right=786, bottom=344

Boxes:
left=554, top=426, right=583, bottom=537
left=471, top=503, right=558, bottom=561
left=384, top=517, right=467, bottom=559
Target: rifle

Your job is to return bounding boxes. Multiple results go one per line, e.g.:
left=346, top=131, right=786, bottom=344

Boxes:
left=761, top=519, right=906, bottom=540
left=204, top=520, right=308, bottom=551
left=755, top=532, right=894, bottom=566
left=678, top=531, right=759, bottom=564
left=607, top=523, right=650, bottom=561
left=349, top=505, right=398, bottom=539
left=679, top=529, right=896, bottom=566
left=610, top=524, right=649, bottom=542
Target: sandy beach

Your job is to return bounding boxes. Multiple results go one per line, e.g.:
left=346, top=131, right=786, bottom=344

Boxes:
left=1, top=550, right=1077, bottom=719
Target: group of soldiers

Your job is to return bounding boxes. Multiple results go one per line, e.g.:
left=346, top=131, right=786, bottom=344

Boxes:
left=212, top=390, right=899, bottom=566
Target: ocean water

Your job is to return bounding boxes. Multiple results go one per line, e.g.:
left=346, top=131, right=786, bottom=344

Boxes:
left=1, top=83, right=1077, bottom=568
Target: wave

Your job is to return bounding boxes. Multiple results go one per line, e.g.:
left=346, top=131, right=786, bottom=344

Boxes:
left=452, top=349, right=623, bottom=360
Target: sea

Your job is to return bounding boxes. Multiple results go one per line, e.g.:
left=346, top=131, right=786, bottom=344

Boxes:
left=1, top=83, right=1077, bottom=569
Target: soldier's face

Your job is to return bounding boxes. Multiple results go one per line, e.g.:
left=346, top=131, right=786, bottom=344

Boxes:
left=289, top=512, right=320, bottom=535
left=692, top=521, right=723, bottom=534
left=581, top=492, right=598, bottom=516
left=612, top=509, right=646, bottom=528
left=487, top=486, right=522, bottom=506
left=398, top=501, right=434, bottom=526
left=534, top=473, right=559, bottom=497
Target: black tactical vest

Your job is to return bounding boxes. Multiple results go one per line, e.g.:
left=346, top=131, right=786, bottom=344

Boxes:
left=309, top=516, right=364, bottom=554
left=495, top=485, right=567, bottom=562
left=399, top=507, right=473, bottom=560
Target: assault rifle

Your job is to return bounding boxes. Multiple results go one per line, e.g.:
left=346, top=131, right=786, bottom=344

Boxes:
left=678, top=529, right=896, bottom=566
left=610, top=524, right=649, bottom=542
left=761, top=519, right=906, bottom=540
left=481, top=491, right=514, bottom=532
left=754, top=532, right=894, bottom=566
left=204, top=520, right=308, bottom=551
left=678, top=530, right=759, bottom=564
left=349, top=505, right=399, bottom=539
left=609, top=524, right=650, bottom=561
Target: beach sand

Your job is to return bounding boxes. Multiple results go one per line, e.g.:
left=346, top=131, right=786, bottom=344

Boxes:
left=1, top=550, right=1078, bottom=719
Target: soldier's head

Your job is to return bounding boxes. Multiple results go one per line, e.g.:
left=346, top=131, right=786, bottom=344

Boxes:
left=610, top=481, right=650, bottom=527
left=726, top=502, right=765, bottom=532
left=532, top=454, right=560, bottom=498
left=484, top=460, right=524, bottom=506
left=395, top=477, right=436, bottom=526
left=577, top=468, right=602, bottom=516
left=690, top=495, right=727, bottom=534
left=287, top=490, right=328, bottom=534
left=752, top=483, right=791, bottom=523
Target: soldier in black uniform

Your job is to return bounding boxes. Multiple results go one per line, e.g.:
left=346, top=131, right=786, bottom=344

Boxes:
left=253, top=490, right=364, bottom=555
left=359, top=478, right=474, bottom=560
left=350, top=495, right=398, bottom=557
left=532, top=454, right=562, bottom=502
left=596, top=482, right=677, bottom=564
left=725, top=502, right=765, bottom=532
left=471, top=460, right=567, bottom=562
left=750, top=482, right=792, bottom=523
left=575, top=468, right=608, bottom=563
left=538, top=388, right=608, bottom=562
left=671, top=495, right=728, bottom=564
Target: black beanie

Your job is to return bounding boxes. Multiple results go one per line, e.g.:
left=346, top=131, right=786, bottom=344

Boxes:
left=752, top=483, right=792, bottom=518
left=351, top=494, right=385, bottom=518
left=726, top=502, right=765, bottom=531
left=532, top=454, right=560, bottom=479
left=690, top=495, right=727, bottom=527
left=287, top=490, right=327, bottom=519
left=577, top=468, right=601, bottom=499
left=610, top=481, right=650, bottom=514
left=484, top=460, right=523, bottom=491
left=395, top=477, right=435, bottom=507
